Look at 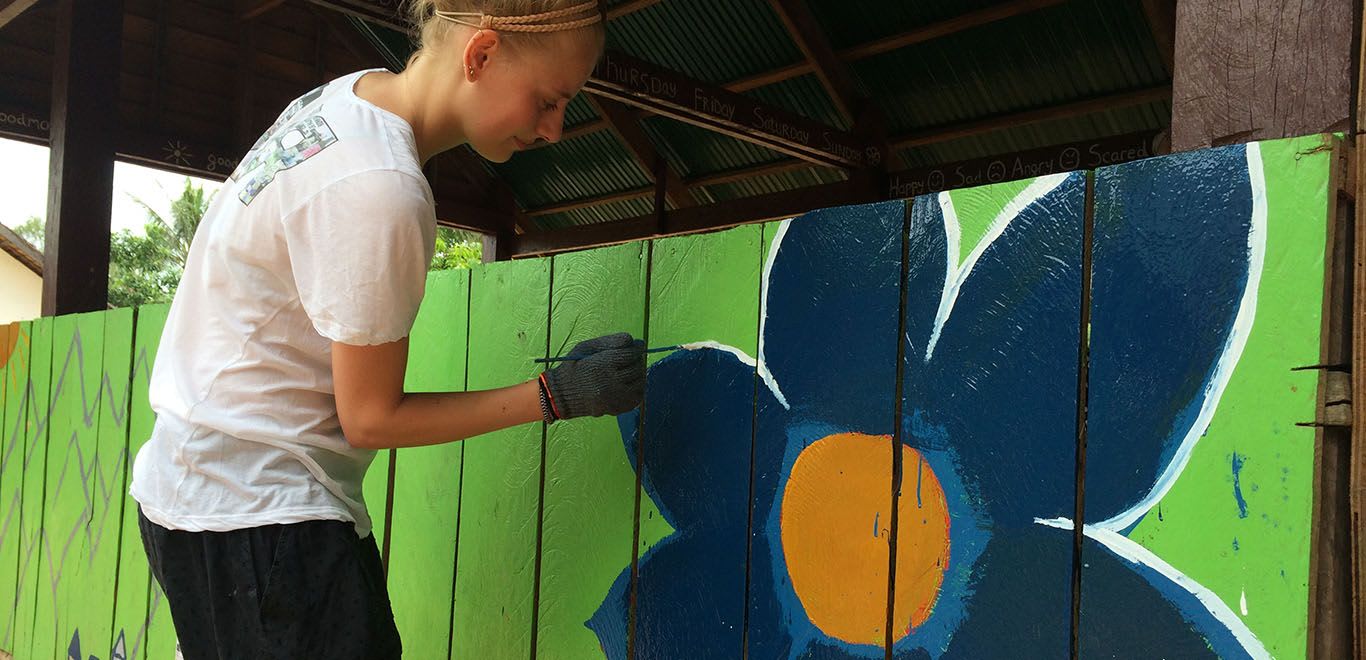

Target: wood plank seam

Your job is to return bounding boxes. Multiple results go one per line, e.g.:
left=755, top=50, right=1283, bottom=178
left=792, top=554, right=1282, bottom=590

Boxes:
left=884, top=201, right=916, bottom=659
left=528, top=259, right=555, bottom=660
left=1070, top=170, right=1098, bottom=660
left=625, top=239, right=656, bottom=660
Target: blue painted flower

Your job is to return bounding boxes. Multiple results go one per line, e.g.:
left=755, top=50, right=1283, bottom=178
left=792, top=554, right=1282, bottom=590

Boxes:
left=590, top=145, right=1270, bottom=659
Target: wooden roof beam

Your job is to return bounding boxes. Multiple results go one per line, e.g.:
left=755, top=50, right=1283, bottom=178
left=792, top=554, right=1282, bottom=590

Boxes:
left=765, top=0, right=864, bottom=126
left=522, top=86, right=1169, bottom=220
left=315, top=0, right=660, bottom=34
left=685, top=158, right=815, bottom=189
left=526, top=186, right=654, bottom=218
left=240, top=0, right=288, bottom=21
left=586, top=96, right=698, bottom=208
left=512, top=178, right=870, bottom=257
left=587, top=50, right=882, bottom=169
left=606, top=0, right=663, bottom=20
left=730, top=0, right=1069, bottom=93
left=515, top=129, right=1166, bottom=257
left=529, top=0, right=1072, bottom=147
left=890, top=85, right=1171, bottom=151
left=307, top=0, right=411, bottom=34
left=0, top=0, right=40, bottom=30
left=1139, top=0, right=1177, bottom=75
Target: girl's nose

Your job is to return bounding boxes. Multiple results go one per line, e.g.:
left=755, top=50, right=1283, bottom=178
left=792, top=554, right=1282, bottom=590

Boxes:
left=538, top=107, right=566, bottom=144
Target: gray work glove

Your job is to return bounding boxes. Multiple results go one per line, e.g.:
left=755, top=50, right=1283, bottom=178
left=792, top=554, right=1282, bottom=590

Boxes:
left=543, top=332, right=646, bottom=419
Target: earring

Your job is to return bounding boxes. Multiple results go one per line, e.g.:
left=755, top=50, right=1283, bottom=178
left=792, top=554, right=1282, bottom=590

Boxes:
left=467, top=66, right=475, bottom=77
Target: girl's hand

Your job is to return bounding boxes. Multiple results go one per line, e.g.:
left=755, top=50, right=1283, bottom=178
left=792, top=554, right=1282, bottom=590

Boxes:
left=543, top=333, right=646, bottom=419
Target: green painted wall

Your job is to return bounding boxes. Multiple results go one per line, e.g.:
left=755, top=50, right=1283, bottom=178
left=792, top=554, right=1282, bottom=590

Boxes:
left=0, top=135, right=1336, bottom=660
left=388, top=268, right=470, bottom=660
left=535, top=242, right=647, bottom=659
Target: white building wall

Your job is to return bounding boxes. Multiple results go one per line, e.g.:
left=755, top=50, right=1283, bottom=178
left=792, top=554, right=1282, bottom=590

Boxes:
left=0, top=251, right=41, bottom=323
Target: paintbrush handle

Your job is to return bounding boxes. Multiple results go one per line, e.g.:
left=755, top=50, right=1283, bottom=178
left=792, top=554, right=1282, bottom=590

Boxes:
left=533, top=345, right=679, bottom=364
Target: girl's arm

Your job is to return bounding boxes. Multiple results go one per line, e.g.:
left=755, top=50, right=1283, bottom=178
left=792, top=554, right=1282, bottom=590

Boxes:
left=332, top=337, right=540, bottom=449
left=332, top=333, right=643, bottom=450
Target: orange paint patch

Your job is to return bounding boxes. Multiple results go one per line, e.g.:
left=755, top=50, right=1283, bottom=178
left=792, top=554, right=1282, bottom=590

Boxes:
left=0, top=323, right=16, bottom=368
left=781, top=433, right=950, bottom=645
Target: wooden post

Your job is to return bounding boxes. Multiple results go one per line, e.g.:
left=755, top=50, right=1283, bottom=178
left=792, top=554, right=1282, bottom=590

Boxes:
left=1170, top=0, right=1353, bottom=151
left=1309, top=142, right=1356, bottom=660
left=1351, top=3, right=1366, bottom=657
left=43, top=0, right=124, bottom=315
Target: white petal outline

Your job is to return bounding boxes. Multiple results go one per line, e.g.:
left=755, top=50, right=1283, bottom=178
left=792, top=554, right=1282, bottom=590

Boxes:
left=924, top=173, right=1073, bottom=361
left=756, top=219, right=793, bottom=410
left=1035, top=518, right=1270, bottom=660
left=1096, top=142, right=1267, bottom=532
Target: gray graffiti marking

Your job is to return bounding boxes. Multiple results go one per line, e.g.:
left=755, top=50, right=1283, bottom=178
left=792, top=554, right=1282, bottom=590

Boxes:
left=1, top=324, right=161, bottom=654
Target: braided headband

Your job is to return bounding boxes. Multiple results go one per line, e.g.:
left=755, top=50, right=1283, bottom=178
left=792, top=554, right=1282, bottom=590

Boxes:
left=435, top=0, right=601, bottom=32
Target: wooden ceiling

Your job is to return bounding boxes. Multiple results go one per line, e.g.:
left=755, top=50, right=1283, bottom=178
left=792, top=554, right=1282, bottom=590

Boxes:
left=0, top=0, right=1176, bottom=258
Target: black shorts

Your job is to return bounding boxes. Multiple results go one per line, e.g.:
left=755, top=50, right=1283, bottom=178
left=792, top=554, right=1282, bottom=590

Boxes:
left=137, top=508, right=402, bottom=660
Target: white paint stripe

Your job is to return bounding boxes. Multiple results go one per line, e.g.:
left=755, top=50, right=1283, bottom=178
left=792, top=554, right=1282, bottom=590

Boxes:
left=1240, top=588, right=1248, bottom=617
left=677, top=341, right=757, bottom=366
left=1033, top=518, right=1270, bottom=659
left=1097, top=143, right=1267, bottom=531
left=924, top=174, right=1071, bottom=360
left=756, top=219, right=792, bottom=410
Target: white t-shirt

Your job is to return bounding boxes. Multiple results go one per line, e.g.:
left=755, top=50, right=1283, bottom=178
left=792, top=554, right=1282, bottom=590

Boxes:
left=130, top=69, right=437, bottom=538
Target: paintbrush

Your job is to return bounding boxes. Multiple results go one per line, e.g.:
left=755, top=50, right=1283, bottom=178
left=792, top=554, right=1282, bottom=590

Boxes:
left=533, top=344, right=686, bottom=364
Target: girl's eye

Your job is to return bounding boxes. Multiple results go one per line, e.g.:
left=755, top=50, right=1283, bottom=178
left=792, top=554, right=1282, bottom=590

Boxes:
left=542, top=101, right=558, bottom=112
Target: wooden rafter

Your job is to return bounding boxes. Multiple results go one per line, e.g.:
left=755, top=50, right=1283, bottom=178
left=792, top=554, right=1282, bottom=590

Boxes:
left=530, top=0, right=1074, bottom=148
left=313, top=4, right=401, bottom=71
left=240, top=0, right=287, bottom=21
left=0, top=0, right=40, bottom=29
left=765, top=0, right=865, bottom=126
left=891, top=85, right=1171, bottom=151
left=526, top=87, right=1168, bottom=220
left=235, top=0, right=258, bottom=150
left=313, top=0, right=663, bottom=34
left=586, top=96, right=698, bottom=208
left=308, top=0, right=410, bottom=34
left=527, top=186, right=654, bottom=218
left=606, top=0, right=663, bottom=20
left=685, top=158, right=816, bottom=189
left=730, top=0, right=1068, bottom=92
left=1139, top=0, right=1177, bottom=75
left=588, top=50, right=879, bottom=169
left=513, top=178, right=870, bottom=257
left=515, top=130, right=1167, bottom=253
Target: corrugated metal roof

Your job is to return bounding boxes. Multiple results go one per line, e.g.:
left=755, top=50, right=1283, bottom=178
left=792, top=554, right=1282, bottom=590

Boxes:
left=605, top=0, right=801, bottom=83
left=806, top=0, right=1009, bottom=50
left=641, top=118, right=787, bottom=178
left=857, top=0, right=1167, bottom=136
left=564, top=95, right=599, bottom=126
left=536, top=195, right=657, bottom=230
left=896, top=102, right=1170, bottom=169
left=745, top=74, right=849, bottom=130
left=493, top=130, right=652, bottom=209
left=701, top=166, right=849, bottom=204
left=351, top=0, right=1173, bottom=229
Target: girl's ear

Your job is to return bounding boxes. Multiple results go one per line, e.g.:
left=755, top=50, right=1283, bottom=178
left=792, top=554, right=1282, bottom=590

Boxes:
left=462, top=29, right=501, bottom=81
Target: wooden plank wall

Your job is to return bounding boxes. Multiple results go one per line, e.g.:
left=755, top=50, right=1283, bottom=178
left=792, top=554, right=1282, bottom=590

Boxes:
left=0, top=134, right=1344, bottom=660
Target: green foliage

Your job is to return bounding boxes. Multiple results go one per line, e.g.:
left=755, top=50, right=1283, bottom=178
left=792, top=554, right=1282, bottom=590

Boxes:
left=18, top=177, right=480, bottom=307
left=431, top=226, right=483, bottom=271
left=13, top=215, right=43, bottom=251
left=111, top=178, right=210, bottom=307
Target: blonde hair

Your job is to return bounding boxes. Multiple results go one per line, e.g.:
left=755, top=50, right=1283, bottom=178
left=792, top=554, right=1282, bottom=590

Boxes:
left=405, top=0, right=605, bottom=62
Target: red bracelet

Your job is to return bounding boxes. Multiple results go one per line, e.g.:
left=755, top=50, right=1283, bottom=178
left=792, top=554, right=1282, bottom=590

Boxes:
left=539, top=373, right=563, bottom=421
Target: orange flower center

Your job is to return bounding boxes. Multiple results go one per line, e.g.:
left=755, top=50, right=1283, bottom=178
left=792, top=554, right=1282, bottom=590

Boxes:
left=781, top=433, right=951, bottom=644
